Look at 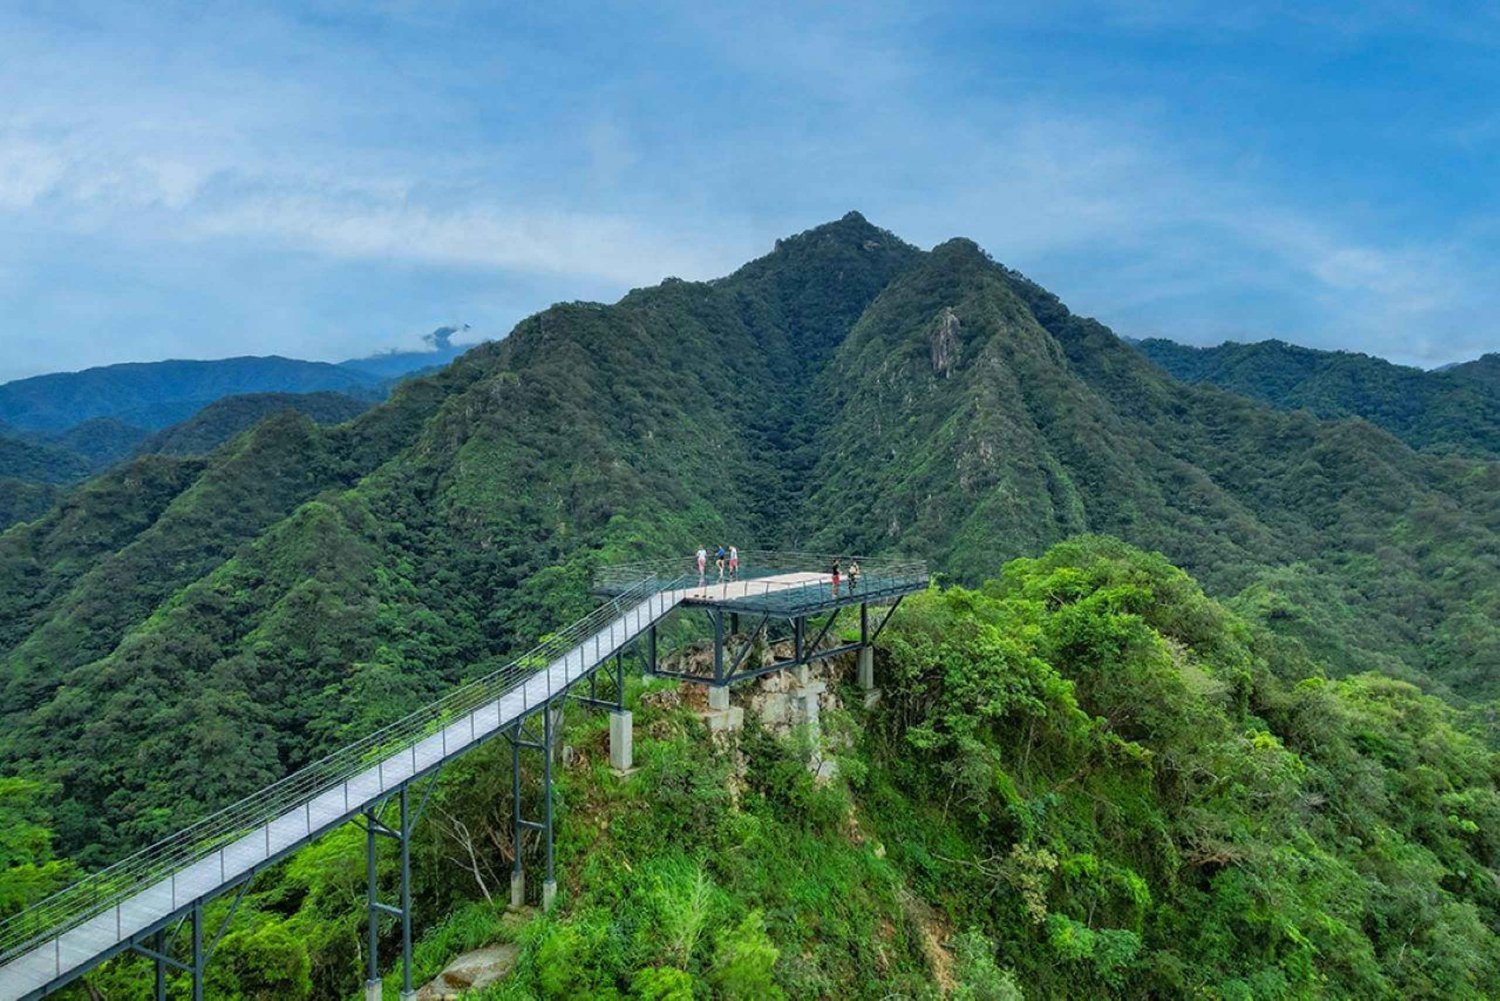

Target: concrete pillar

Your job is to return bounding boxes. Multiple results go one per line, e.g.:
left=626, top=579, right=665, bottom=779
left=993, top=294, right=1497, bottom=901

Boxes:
left=510, top=869, right=525, bottom=909
left=857, top=647, right=875, bottom=690
left=542, top=878, right=558, bottom=913
left=365, top=980, right=383, bottom=1001
left=609, top=710, right=634, bottom=771
left=793, top=663, right=811, bottom=686
left=400, top=991, right=417, bottom=1000
left=708, top=685, right=731, bottom=711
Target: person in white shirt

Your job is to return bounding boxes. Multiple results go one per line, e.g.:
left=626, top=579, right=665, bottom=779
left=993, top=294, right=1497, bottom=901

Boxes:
left=728, top=545, right=739, bottom=580
left=696, top=547, right=708, bottom=587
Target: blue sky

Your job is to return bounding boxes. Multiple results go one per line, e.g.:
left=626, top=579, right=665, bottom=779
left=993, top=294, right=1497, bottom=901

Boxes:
left=1, top=1, right=1497, bottom=382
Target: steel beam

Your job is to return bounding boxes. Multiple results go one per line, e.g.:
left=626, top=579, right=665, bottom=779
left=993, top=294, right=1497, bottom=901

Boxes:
left=154, top=929, right=166, bottom=1001
left=510, top=725, right=523, bottom=904
left=365, top=804, right=380, bottom=995
left=190, top=902, right=203, bottom=1001
left=400, top=786, right=413, bottom=998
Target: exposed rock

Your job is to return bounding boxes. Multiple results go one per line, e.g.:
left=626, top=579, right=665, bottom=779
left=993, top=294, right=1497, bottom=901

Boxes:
left=414, top=943, right=520, bottom=1000
left=930, top=307, right=962, bottom=377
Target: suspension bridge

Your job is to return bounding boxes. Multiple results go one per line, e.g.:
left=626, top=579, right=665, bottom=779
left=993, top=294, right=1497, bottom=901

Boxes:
left=0, top=551, right=927, bottom=1000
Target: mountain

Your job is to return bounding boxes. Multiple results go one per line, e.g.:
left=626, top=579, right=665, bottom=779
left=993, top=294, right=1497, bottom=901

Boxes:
left=38, top=418, right=149, bottom=469
left=0, top=435, right=93, bottom=485
left=0, top=479, right=62, bottom=529
left=137, top=391, right=373, bottom=456
left=0, top=393, right=376, bottom=532
left=2, top=211, right=1497, bottom=856
left=5, top=213, right=1500, bottom=998
left=1134, top=337, right=1500, bottom=458
left=339, top=349, right=462, bottom=380
left=0, top=356, right=383, bottom=434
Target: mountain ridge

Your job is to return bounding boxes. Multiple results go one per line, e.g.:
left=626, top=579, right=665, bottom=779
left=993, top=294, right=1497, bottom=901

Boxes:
left=1134, top=336, right=1500, bottom=458
left=2, top=214, right=1497, bottom=868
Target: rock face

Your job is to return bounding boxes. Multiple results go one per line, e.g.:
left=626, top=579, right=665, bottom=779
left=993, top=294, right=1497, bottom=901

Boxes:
left=930, top=306, right=962, bottom=377
left=414, top=944, right=520, bottom=1000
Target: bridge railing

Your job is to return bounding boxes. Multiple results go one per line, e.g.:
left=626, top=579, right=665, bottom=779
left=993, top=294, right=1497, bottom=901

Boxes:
left=0, top=574, right=665, bottom=972
left=593, top=550, right=927, bottom=595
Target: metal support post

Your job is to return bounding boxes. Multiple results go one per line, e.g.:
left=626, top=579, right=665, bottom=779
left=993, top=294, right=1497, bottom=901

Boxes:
left=365, top=806, right=380, bottom=997
left=542, top=706, right=558, bottom=911
left=794, top=616, right=805, bottom=664
left=154, top=929, right=166, bottom=1001
left=858, top=602, right=875, bottom=690
left=510, top=728, right=524, bottom=908
left=191, top=901, right=204, bottom=1001
left=400, top=786, right=414, bottom=1000
left=712, top=608, right=725, bottom=684
left=647, top=623, right=658, bottom=677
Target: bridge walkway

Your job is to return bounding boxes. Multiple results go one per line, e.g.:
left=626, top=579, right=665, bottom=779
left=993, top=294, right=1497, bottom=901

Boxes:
left=0, top=556, right=927, bottom=1000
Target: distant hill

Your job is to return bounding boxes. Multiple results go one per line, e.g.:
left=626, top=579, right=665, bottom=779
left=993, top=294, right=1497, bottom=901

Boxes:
left=0, top=391, right=376, bottom=531
left=139, top=391, right=372, bottom=456
left=1134, top=338, right=1500, bottom=458
left=339, top=346, right=468, bottom=380
left=41, top=418, right=149, bottom=468
left=0, top=478, right=60, bottom=529
left=338, top=323, right=484, bottom=380
left=0, top=435, right=93, bottom=484
left=0, top=356, right=383, bottom=433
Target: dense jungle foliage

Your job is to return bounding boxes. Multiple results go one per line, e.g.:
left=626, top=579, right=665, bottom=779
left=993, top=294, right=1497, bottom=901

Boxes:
left=8, top=540, right=1496, bottom=998
left=1134, top=337, right=1500, bottom=460
left=3, top=213, right=1499, bottom=997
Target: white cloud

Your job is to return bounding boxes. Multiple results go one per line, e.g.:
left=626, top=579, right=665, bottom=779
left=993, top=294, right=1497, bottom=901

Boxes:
left=0, top=0, right=1495, bottom=378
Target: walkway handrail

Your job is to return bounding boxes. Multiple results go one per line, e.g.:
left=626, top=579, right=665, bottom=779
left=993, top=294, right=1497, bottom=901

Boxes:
left=594, top=550, right=926, bottom=594
left=0, top=574, right=664, bottom=967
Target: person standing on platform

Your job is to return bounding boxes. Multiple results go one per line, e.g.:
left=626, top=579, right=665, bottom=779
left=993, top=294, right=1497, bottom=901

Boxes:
left=715, top=546, right=727, bottom=583
left=729, top=545, right=739, bottom=580
left=848, top=558, right=861, bottom=591
left=831, top=558, right=842, bottom=597
left=697, top=546, right=708, bottom=589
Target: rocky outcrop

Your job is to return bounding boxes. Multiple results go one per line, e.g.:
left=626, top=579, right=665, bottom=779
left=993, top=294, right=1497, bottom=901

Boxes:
left=414, top=944, right=520, bottom=1000
left=930, top=307, right=962, bottom=377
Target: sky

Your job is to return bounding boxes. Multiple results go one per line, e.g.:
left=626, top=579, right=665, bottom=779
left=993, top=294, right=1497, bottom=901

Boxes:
left=1, top=1, right=1498, bottom=383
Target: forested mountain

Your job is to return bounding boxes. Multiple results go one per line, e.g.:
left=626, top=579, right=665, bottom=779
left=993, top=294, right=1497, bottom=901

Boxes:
left=0, top=356, right=382, bottom=433
left=3, top=211, right=1496, bottom=861
left=40, top=419, right=150, bottom=469
left=0, top=393, right=375, bottom=532
left=1134, top=337, right=1500, bottom=458
left=137, top=391, right=372, bottom=456
left=4, top=213, right=1499, bottom=997
left=0, top=435, right=93, bottom=485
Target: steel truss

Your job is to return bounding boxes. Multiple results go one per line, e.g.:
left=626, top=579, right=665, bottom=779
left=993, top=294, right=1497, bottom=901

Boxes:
left=647, top=596, right=904, bottom=692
